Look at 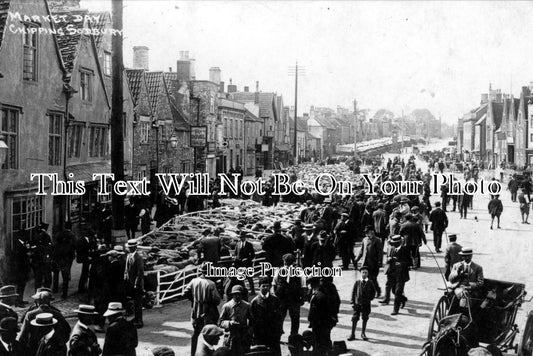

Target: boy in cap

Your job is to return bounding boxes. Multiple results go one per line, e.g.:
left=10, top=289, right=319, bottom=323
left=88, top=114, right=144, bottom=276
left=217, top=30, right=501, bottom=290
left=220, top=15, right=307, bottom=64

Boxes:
left=218, top=285, right=252, bottom=356
left=124, top=239, right=144, bottom=328
left=250, top=277, right=283, bottom=356
left=32, top=313, right=67, bottom=356
left=68, top=305, right=101, bottom=356
left=103, top=302, right=138, bottom=356
left=195, top=324, right=223, bottom=356
left=348, top=266, right=376, bottom=341
left=0, top=316, right=24, bottom=355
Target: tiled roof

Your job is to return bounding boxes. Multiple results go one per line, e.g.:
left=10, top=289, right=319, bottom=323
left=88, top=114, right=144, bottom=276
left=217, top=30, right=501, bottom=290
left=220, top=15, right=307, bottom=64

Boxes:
left=288, top=117, right=308, bottom=131
left=145, top=71, right=163, bottom=114
left=52, top=10, right=87, bottom=74
left=311, top=116, right=335, bottom=129
left=125, top=69, right=144, bottom=105
left=0, top=0, right=10, bottom=52
left=88, top=11, right=110, bottom=50
left=163, top=72, right=189, bottom=129
left=231, top=92, right=276, bottom=119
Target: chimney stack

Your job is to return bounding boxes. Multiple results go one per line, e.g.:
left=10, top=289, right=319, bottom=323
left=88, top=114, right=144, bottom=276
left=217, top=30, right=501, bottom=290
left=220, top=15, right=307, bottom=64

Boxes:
left=209, top=67, right=221, bottom=85
left=219, top=81, right=225, bottom=93
left=176, top=50, right=195, bottom=81
left=256, top=81, right=259, bottom=92
left=480, top=93, right=489, bottom=104
left=227, top=78, right=237, bottom=93
left=244, top=86, right=249, bottom=92
left=133, top=46, right=149, bottom=70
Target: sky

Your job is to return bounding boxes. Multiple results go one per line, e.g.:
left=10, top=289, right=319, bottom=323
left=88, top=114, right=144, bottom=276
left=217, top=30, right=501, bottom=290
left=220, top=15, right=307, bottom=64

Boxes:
left=81, top=1, right=533, bottom=124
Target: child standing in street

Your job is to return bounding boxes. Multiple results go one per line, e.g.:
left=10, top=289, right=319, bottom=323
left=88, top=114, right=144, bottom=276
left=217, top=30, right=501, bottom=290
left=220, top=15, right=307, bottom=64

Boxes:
left=348, top=266, right=376, bottom=341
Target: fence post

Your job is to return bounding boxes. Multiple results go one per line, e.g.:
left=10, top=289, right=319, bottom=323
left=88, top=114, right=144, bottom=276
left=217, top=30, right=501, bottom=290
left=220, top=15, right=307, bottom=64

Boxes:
left=154, top=270, right=162, bottom=308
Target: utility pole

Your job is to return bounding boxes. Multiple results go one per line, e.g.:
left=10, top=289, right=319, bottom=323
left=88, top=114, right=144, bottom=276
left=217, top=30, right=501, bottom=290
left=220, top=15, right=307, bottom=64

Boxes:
left=289, top=63, right=304, bottom=165
left=401, top=110, right=404, bottom=152
left=353, top=99, right=357, bottom=160
left=111, top=0, right=124, bottom=235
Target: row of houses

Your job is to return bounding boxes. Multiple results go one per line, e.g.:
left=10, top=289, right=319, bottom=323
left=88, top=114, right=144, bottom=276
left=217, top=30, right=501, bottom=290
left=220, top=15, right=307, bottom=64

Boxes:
left=457, top=84, right=533, bottom=168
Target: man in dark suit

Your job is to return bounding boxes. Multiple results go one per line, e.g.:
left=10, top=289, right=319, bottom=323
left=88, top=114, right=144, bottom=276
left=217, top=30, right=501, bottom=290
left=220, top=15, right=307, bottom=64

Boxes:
left=18, top=291, right=70, bottom=356
left=234, top=232, right=255, bottom=294
left=399, top=214, right=426, bottom=269
left=9, top=230, right=30, bottom=307
left=355, top=226, right=383, bottom=297
left=124, top=240, right=144, bottom=328
left=52, top=221, right=76, bottom=299
left=197, top=230, right=222, bottom=267
left=448, top=247, right=484, bottom=303
left=429, top=201, right=448, bottom=253
left=262, top=221, right=294, bottom=268
left=76, top=229, right=97, bottom=293
left=32, top=313, right=66, bottom=356
left=30, top=223, right=54, bottom=291
left=0, top=286, right=18, bottom=322
left=250, top=277, right=283, bottom=356
left=0, top=317, right=25, bottom=356
left=103, top=303, right=137, bottom=356
left=124, top=198, right=140, bottom=239
left=387, top=235, right=411, bottom=315
left=68, top=305, right=101, bottom=356
left=348, top=266, right=376, bottom=341
left=307, top=277, right=334, bottom=355
left=444, top=234, right=462, bottom=280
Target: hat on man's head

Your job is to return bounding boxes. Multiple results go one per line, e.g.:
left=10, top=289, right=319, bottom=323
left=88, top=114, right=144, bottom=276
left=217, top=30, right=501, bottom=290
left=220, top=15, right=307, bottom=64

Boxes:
left=0, top=317, right=19, bottom=332
left=73, top=304, right=99, bottom=315
left=341, top=213, right=349, bottom=218
left=31, top=291, right=54, bottom=301
left=0, top=285, right=18, bottom=299
left=283, top=253, right=296, bottom=264
left=103, top=302, right=125, bottom=317
left=400, top=197, right=410, bottom=203
left=201, top=324, right=224, bottom=337
left=411, top=206, right=420, bottom=212
left=30, top=313, right=57, bottom=327
left=360, top=265, right=369, bottom=272
left=364, top=225, right=374, bottom=232
left=126, top=239, right=137, bottom=248
left=448, top=234, right=457, bottom=242
left=230, top=285, right=245, bottom=295
left=458, top=247, right=473, bottom=256
left=151, top=346, right=175, bottom=356
left=39, top=222, right=49, bottom=230
left=303, top=224, right=314, bottom=231
left=273, top=221, right=281, bottom=230
left=435, top=201, right=441, bottom=207
left=389, top=235, right=402, bottom=245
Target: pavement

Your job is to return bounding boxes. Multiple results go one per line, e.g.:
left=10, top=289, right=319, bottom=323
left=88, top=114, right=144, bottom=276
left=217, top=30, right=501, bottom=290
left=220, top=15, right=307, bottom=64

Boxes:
left=14, top=160, right=533, bottom=356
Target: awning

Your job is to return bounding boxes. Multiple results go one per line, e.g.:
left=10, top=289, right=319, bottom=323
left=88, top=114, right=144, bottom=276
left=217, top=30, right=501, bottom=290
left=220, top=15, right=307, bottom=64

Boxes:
left=67, top=161, right=111, bottom=183
left=475, top=114, right=486, bottom=126
left=275, top=144, right=291, bottom=152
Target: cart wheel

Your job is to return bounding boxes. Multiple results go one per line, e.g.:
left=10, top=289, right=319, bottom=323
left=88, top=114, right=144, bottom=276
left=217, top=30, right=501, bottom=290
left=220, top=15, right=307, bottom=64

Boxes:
left=518, top=311, right=533, bottom=356
left=427, top=295, right=450, bottom=343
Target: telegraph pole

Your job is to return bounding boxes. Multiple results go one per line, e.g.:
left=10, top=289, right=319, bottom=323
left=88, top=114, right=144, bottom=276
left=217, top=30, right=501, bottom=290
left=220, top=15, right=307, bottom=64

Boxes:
left=111, top=0, right=124, bottom=233
left=353, top=99, right=357, bottom=160
left=289, top=63, right=304, bottom=165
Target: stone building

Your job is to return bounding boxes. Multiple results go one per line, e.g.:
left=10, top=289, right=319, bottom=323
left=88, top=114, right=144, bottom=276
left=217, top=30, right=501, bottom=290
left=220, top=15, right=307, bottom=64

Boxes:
left=218, top=98, right=245, bottom=173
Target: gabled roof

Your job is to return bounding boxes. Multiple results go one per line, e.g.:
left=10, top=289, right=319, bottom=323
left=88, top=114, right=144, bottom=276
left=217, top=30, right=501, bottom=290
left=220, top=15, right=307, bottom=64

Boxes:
left=145, top=71, right=163, bottom=115
left=310, top=116, right=335, bottom=129
left=288, top=117, right=307, bottom=131
left=0, top=0, right=10, bottom=52
left=163, top=72, right=189, bottom=129
left=231, top=92, right=277, bottom=120
left=125, top=69, right=144, bottom=105
left=51, top=10, right=87, bottom=74
left=88, top=11, right=110, bottom=50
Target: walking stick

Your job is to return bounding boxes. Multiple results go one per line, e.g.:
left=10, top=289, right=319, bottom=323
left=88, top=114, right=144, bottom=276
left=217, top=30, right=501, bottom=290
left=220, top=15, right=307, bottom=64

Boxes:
left=444, top=230, right=449, bottom=245
left=423, top=244, right=448, bottom=290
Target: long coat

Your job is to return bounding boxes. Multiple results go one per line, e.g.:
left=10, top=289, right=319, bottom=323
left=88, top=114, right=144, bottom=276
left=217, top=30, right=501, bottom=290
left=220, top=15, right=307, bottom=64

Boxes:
left=250, top=294, right=283, bottom=342
left=102, top=317, right=138, bottom=356
left=355, top=236, right=382, bottom=272
left=124, top=252, right=144, bottom=289
left=389, top=246, right=411, bottom=283
left=429, top=207, right=448, bottom=232
left=399, top=221, right=426, bottom=246
left=68, top=321, right=101, bottom=356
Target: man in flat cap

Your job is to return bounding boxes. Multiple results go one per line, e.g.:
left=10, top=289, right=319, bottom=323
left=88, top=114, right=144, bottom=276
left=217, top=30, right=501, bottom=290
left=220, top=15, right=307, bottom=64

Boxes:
left=183, top=263, right=221, bottom=356
left=68, top=305, right=101, bottom=356
left=218, top=285, right=252, bottom=356
left=103, top=302, right=137, bottom=356
left=124, top=240, right=144, bottom=329
left=251, top=277, right=283, bottom=356
left=18, top=290, right=70, bottom=355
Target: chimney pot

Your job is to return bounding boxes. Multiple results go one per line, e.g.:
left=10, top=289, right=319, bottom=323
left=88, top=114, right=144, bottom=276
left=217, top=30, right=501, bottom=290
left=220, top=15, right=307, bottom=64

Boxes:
left=209, top=67, right=221, bottom=85
left=244, top=86, right=249, bottom=92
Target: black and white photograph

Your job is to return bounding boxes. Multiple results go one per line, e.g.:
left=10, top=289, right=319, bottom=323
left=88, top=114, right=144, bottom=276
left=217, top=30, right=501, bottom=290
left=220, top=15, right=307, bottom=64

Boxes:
left=1, top=1, right=533, bottom=355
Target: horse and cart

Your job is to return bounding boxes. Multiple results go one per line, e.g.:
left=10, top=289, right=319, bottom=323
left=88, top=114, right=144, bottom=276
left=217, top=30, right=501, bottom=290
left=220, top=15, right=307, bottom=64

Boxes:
left=422, top=278, right=533, bottom=356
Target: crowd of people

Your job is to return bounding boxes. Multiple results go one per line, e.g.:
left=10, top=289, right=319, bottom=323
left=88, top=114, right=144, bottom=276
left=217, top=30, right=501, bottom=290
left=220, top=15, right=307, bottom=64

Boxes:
left=0, top=151, right=531, bottom=356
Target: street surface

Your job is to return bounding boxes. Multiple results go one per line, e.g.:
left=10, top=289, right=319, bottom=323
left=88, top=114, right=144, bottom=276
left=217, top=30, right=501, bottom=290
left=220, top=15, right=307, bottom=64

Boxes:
left=17, top=151, right=533, bottom=356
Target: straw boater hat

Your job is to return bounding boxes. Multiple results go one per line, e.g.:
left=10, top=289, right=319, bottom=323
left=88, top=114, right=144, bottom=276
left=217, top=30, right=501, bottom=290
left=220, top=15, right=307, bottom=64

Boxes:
left=103, top=302, right=125, bottom=317
left=458, top=247, right=473, bottom=256
left=389, top=235, right=402, bottom=245
left=73, top=304, right=99, bottom=315
left=30, top=313, right=57, bottom=327
left=126, top=239, right=137, bottom=248
left=0, top=285, right=18, bottom=299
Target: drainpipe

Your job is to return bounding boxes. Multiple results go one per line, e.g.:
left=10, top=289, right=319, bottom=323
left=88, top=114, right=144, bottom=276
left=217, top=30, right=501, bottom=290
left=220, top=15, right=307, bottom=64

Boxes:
left=62, top=82, right=77, bottom=228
